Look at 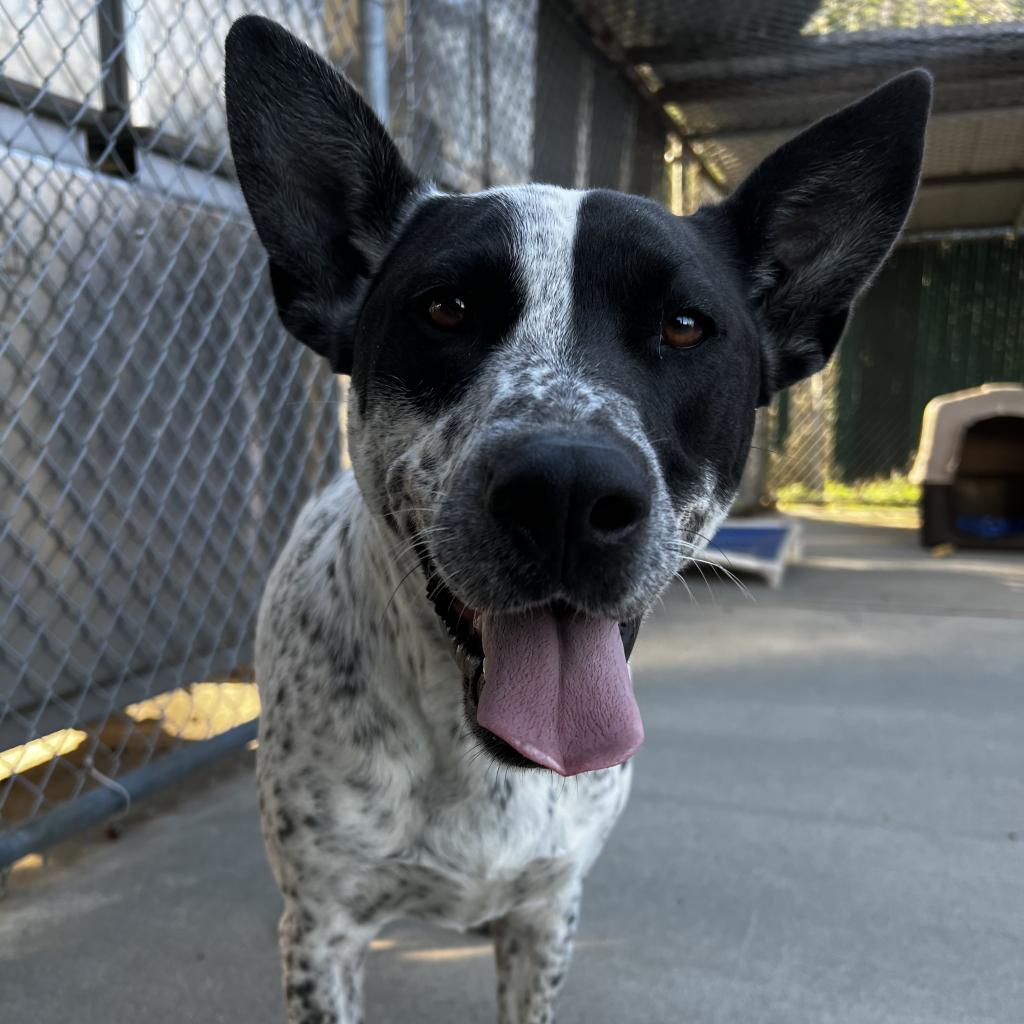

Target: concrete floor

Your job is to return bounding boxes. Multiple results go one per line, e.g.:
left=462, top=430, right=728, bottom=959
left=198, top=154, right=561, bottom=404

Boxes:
left=3, top=515, right=1023, bottom=1023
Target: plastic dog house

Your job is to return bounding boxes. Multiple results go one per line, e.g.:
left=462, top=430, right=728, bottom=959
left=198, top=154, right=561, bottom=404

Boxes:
left=910, top=383, right=1024, bottom=550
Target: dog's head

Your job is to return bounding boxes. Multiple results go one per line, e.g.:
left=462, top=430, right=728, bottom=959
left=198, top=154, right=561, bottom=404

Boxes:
left=226, top=16, right=930, bottom=776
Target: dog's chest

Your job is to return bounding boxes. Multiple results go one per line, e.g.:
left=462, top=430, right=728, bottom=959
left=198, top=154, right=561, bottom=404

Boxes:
left=359, top=764, right=630, bottom=929
left=255, top=477, right=633, bottom=929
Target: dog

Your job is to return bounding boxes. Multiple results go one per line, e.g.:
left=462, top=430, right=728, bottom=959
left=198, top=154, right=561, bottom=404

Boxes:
left=225, top=16, right=930, bottom=1022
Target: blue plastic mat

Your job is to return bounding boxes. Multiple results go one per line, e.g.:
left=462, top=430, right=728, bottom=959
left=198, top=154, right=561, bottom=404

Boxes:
left=703, top=517, right=803, bottom=589
left=712, top=525, right=791, bottom=560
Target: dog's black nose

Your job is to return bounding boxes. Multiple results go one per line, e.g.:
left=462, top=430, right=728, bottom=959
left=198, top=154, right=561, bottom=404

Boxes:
left=485, top=434, right=651, bottom=581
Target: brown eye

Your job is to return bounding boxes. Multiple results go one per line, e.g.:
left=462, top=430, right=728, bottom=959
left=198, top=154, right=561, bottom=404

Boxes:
left=662, top=310, right=706, bottom=349
left=426, top=293, right=467, bottom=330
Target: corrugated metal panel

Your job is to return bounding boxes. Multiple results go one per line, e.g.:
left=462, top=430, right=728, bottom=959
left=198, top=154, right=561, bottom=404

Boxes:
left=532, top=3, right=667, bottom=197
left=907, top=182, right=1024, bottom=231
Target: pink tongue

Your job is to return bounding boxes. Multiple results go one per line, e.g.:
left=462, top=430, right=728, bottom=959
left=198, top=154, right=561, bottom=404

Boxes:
left=476, top=609, right=644, bottom=777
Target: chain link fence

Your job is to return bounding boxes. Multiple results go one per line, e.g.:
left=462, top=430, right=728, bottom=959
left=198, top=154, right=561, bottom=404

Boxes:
left=0, top=0, right=671, bottom=860
left=3, top=0, right=1023, bottom=862
left=768, top=233, right=1024, bottom=510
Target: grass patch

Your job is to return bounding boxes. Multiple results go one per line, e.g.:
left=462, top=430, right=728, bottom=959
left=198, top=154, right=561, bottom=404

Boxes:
left=777, top=474, right=920, bottom=508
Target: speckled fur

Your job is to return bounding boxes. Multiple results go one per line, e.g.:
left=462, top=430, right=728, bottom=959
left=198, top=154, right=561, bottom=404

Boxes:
left=257, top=476, right=634, bottom=1024
left=231, top=20, right=931, bottom=1018
left=255, top=186, right=724, bottom=1024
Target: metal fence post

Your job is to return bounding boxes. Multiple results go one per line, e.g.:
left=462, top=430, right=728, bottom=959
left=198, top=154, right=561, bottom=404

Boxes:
left=360, top=0, right=390, bottom=125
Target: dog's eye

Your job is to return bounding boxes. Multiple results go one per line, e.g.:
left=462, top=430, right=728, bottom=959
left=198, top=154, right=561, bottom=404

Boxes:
left=426, top=293, right=467, bottom=330
left=662, top=310, right=709, bottom=349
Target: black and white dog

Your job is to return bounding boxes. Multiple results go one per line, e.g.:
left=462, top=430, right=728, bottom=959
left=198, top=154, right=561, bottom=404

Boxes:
left=225, top=16, right=930, bottom=1023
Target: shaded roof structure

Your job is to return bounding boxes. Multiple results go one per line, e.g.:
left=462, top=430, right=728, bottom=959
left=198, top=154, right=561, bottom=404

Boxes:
left=568, top=0, right=1024, bottom=234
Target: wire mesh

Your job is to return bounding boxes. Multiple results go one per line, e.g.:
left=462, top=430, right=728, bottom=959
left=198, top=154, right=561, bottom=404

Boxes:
left=0, top=0, right=671, bottom=845
left=0, top=1, right=360, bottom=837
left=2, top=0, right=1022, bottom=849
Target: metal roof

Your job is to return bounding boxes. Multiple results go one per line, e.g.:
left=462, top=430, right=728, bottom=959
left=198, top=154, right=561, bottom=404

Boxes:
left=569, top=1, right=1024, bottom=233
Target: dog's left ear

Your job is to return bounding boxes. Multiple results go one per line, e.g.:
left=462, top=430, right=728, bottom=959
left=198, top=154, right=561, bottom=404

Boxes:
left=225, top=16, right=421, bottom=373
left=714, top=70, right=931, bottom=402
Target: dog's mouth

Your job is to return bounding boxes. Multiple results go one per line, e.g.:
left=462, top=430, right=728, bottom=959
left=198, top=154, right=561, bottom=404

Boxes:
left=422, top=557, right=644, bottom=777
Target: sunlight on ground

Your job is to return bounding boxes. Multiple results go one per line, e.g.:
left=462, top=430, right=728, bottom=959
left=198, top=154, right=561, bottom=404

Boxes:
left=8, top=852, right=45, bottom=875
left=401, top=944, right=493, bottom=963
left=0, top=729, right=88, bottom=782
left=124, top=681, right=260, bottom=740
left=800, top=554, right=1024, bottom=577
left=0, top=678, right=261, bottom=823
left=781, top=503, right=919, bottom=529
left=368, top=937, right=622, bottom=964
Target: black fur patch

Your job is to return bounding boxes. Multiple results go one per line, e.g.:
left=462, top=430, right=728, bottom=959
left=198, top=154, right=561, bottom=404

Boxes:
left=352, top=193, right=525, bottom=418
left=572, top=190, right=760, bottom=509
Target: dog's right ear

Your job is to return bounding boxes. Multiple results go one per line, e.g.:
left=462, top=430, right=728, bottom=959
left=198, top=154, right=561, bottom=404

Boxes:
left=225, top=16, right=421, bottom=373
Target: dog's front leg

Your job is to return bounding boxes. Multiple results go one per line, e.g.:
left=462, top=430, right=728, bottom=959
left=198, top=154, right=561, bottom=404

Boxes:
left=493, top=884, right=582, bottom=1024
left=279, top=901, right=374, bottom=1024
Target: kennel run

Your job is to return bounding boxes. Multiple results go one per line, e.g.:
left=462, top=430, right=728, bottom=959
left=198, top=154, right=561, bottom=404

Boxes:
left=2, top=0, right=1023, bottom=864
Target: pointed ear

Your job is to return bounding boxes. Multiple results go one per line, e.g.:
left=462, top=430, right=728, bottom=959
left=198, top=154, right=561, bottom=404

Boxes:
left=225, top=16, right=421, bottom=373
left=718, top=70, right=931, bottom=401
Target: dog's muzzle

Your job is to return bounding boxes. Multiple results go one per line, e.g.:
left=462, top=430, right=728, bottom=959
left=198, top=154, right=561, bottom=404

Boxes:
left=422, top=430, right=652, bottom=776
left=484, top=433, right=651, bottom=591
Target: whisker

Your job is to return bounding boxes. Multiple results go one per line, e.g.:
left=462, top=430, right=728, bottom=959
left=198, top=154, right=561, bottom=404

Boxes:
left=674, top=559, right=755, bottom=603
left=676, top=571, right=699, bottom=608
left=379, top=561, right=426, bottom=627
left=689, top=558, right=718, bottom=607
